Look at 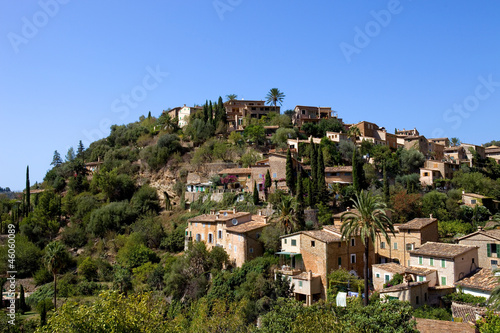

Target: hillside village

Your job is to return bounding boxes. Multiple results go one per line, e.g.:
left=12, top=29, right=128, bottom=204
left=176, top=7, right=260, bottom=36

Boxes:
left=2, top=91, right=500, bottom=331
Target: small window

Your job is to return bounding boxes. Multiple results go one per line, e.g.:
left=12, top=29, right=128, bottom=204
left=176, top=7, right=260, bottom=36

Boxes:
left=393, top=243, right=398, bottom=250
left=229, top=244, right=232, bottom=250
left=351, top=254, right=356, bottom=263
left=376, top=273, right=380, bottom=278
left=284, top=239, right=287, bottom=244
left=273, top=173, right=277, bottom=178
left=291, top=239, right=297, bottom=246
left=441, top=276, right=447, bottom=286
left=471, top=199, right=477, bottom=204
left=218, top=230, right=223, bottom=239
left=234, top=245, right=237, bottom=253
left=208, top=233, right=213, bottom=244
left=249, top=248, right=254, bottom=253
left=406, top=243, right=414, bottom=251
left=385, top=274, right=390, bottom=282
left=351, top=238, right=355, bottom=247
left=338, top=257, right=341, bottom=266
left=430, top=258, right=434, bottom=266
left=416, top=296, right=419, bottom=305
left=299, top=281, right=303, bottom=288
left=418, top=276, right=424, bottom=282
left=381, top=242, right=385, bottom=249
left=492, top=260, right=498, bottom=265
left=256, top=233, right=260, bottom=239
left=418, top=256, right=423, bottom=265
left=203, top=223, right=205, bottom=228
left=424, top=293, right=427, bottom=302
left=472, top=258, right=475, bottom=264
left=441, top=259, right=446, bottom=268
left=311, top=241, right=315, bottom=247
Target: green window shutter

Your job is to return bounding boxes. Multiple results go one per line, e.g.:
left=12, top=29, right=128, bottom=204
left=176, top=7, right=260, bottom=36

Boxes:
left=487, top=243, right=492, bottom=257
left=441, top=276, right=447, bottom=286
left=497, top=244, right=500, bottom=257
left=418, top=256, right=423, bottom=265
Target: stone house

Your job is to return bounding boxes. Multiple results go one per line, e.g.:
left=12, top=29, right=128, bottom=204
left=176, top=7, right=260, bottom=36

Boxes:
left=185, top=209, right=268, bottom=267
left=455, top=268, right=500, bottom=298
left=276, top=225, right=375, bottom=303
left=461, top=143, right=486, bottom=161
left=372, top=262, right=406, bottom=290
left=419, top=160, right=461, bottom=186
left=224, top=99, right=280, bottom=131
left=375, top=217, right=439, bottom=267
left=218, top=168, right=252, bottom=191
left=292, top=105, right=337, bottom=127
left=458, top=228, right=500, bottom=270
left=396, top=128, right=419, bottom=137
left=485, top=145, right=500, bottom=164
left=409, top=242, right=479, bottom=287
left=379, top=281, right=430, bottom=308
left=249, top=153, right=303, bottom=195
left=444, top=146, right=468, bottom=162
left=429, top=138, right=450, bottom=147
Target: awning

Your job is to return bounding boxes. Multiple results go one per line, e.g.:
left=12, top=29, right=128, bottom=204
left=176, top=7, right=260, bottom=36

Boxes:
left=275, top=251, right=301, bottom=256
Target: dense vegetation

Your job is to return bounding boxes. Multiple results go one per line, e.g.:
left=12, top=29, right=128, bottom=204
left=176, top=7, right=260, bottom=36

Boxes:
left=1, top=92, right=500, bottom=331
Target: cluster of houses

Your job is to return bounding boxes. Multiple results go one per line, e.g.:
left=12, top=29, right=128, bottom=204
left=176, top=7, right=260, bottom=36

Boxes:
left=185, top=195, right=500, bottom=310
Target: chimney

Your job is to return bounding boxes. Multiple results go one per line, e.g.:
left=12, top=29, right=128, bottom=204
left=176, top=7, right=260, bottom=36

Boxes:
left=183, top=104, right=186, bottom=107
left=478, top=225, right=484, bottom=231
left=216, top=213, right=219, bottom=220
left=462, top=190, right=465, bottom=195
left=308, top=270, right=312, bottom=280
left=258, top=210, right=262, bottom=216
left=210, top=209, right=215, bottom=215
left=429, top=214, right=433, bottom=219
left=233, top=207, right=236, bottom=214
left=346, top=207, right=350, bottom=212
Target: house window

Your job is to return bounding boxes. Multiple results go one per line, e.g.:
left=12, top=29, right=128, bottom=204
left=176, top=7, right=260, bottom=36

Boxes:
left=234, top=245, right=237, bottom=253
left=430, top=258, right=434, bottom=266
left=418, top=256, right=423, bottom=265
left=338, top=257, right=342, bottom=266
left=471, top=199, right=477, bottom=204
left=416, top=296, right=419, bottom=305
left=418, top=276, right=424, bottom=282
left=284, top=239, right=287, bottom=244
left=218, top=230, right=223, bottom=239
left=351, top=254, right=356, bottom=263
left=385, top=274, right=390, bottom=282
left=492, top=260, right=498, bottom=265
left=208, top=233, right=213, bottom=244
left=291, top=239, right=297, bottom=246
left=256, top=233, right=261, bottom=239
left=441, top=259, right=446, bottom=268
left=441, top=276, right=447, bottom=286
left=406, top=243, right=414, bottom=251
left=229, top=244, right=232, bottom=250
left=381, top=242, right=385, bottom=249
left=249, top=248, right=254, bottom=253
left=185, top=231, right=188, bottom=236
left=196, top=234, right=201, bottom=242
left=311, top=241, right=315, bottom=247
left=487, top=244, right=498, bottom=257
left=273, top=173, right=277, bottom=178
left=202, top=223, right=205, bottom=228
left=299, top=281, right=303, bottom=288
left=201, top=234, right=204, bottom=240
left=394, top=243, right=398, bottom=250
left=376, top=273, right=380, bottom=278
left=351, top=238, right=355, bottom=247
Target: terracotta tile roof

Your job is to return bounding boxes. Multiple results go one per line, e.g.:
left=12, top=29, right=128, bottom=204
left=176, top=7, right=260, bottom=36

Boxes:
left=325, top=166, right=353, bottom=172
left=415, top=318, right=475, bottom=333
left=409, top=242, right=478, bottom=259
left=322, top=225, right=342, bottom=235
left=333, top=209, right=360, bottom=218
left=302, top=229, right=341, bottom=243
left=218, top=168, right=252, bottom=175
left=372, top=262, right=406, bottom=275
left=398, top=218, right=437, bottom=230
left=463, top=192, right=489, bottom=199
left=456, top=268, right=500, bottom=292
left=226, top=221, right=267, bottom=233
left=292, top=271, right=321, bottom=280
left=405, top=266, right=437, bottom=275
left=188, top=212, right=251, bottom=223
left=380, top=280, right=428, bottom=292
left=458, top=229, right=500, bottom=242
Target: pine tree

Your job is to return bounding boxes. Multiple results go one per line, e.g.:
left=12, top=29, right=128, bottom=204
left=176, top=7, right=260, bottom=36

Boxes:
left=296, top=169, right=305, bottom=229
left=383, top=163, right=390, bottom=205
left=51, top=150, right=63, bottom=166
left=352, top=148, right=360, bottom=194
left=285, top=149, right=295, bottom=195
left=77, top=140, right=85, bottom=158
left=25, top=166, right=30, bottom=217
left=253, top=181, right=260, bottom=205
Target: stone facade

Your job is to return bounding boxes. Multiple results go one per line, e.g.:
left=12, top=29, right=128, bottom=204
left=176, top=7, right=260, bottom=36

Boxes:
left=458, top=229, right=500, bottom=269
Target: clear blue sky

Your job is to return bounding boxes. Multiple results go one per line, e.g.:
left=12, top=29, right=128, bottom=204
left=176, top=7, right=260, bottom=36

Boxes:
left=1, top=0, right=500, bottom=191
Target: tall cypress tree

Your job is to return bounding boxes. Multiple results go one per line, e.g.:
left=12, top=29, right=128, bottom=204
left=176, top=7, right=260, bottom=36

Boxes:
left=203, top=100, right=209, bottom=122
left=352, top=148, right=360, bottom=194
left=20, top=284, right=27, bottom=312
left=286, top=149, right=295, bottom=195
left=25, top=166, right=30, bottom=217
left=310, top=139, right=318, bottom=202
left=209, top=101, right=214, bottom=125
left=264, top=170, right=272, bottom=201
left=317, top=146, right=326, bottom=200
left=253, top=181, right=260, bottom=205
left=296, top=169, right=305, bottom=229
left=308, top=178, right=315, bottom=208
left=383, top=163, right=390, bottom=205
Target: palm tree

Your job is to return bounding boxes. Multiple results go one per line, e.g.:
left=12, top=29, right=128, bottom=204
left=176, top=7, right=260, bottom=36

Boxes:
left=44, top=241, right=70, bottom=310
left=273, top=196, right=297, bottom=234
left=450, top=137, right=460, bottom=147
left=341, top=190, right=395, bottom=306
left=226, top=94, right=238, bottom=101
left=347, top=126, right=361, bottom=141
left=266, top=88, right=285, bottom=107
